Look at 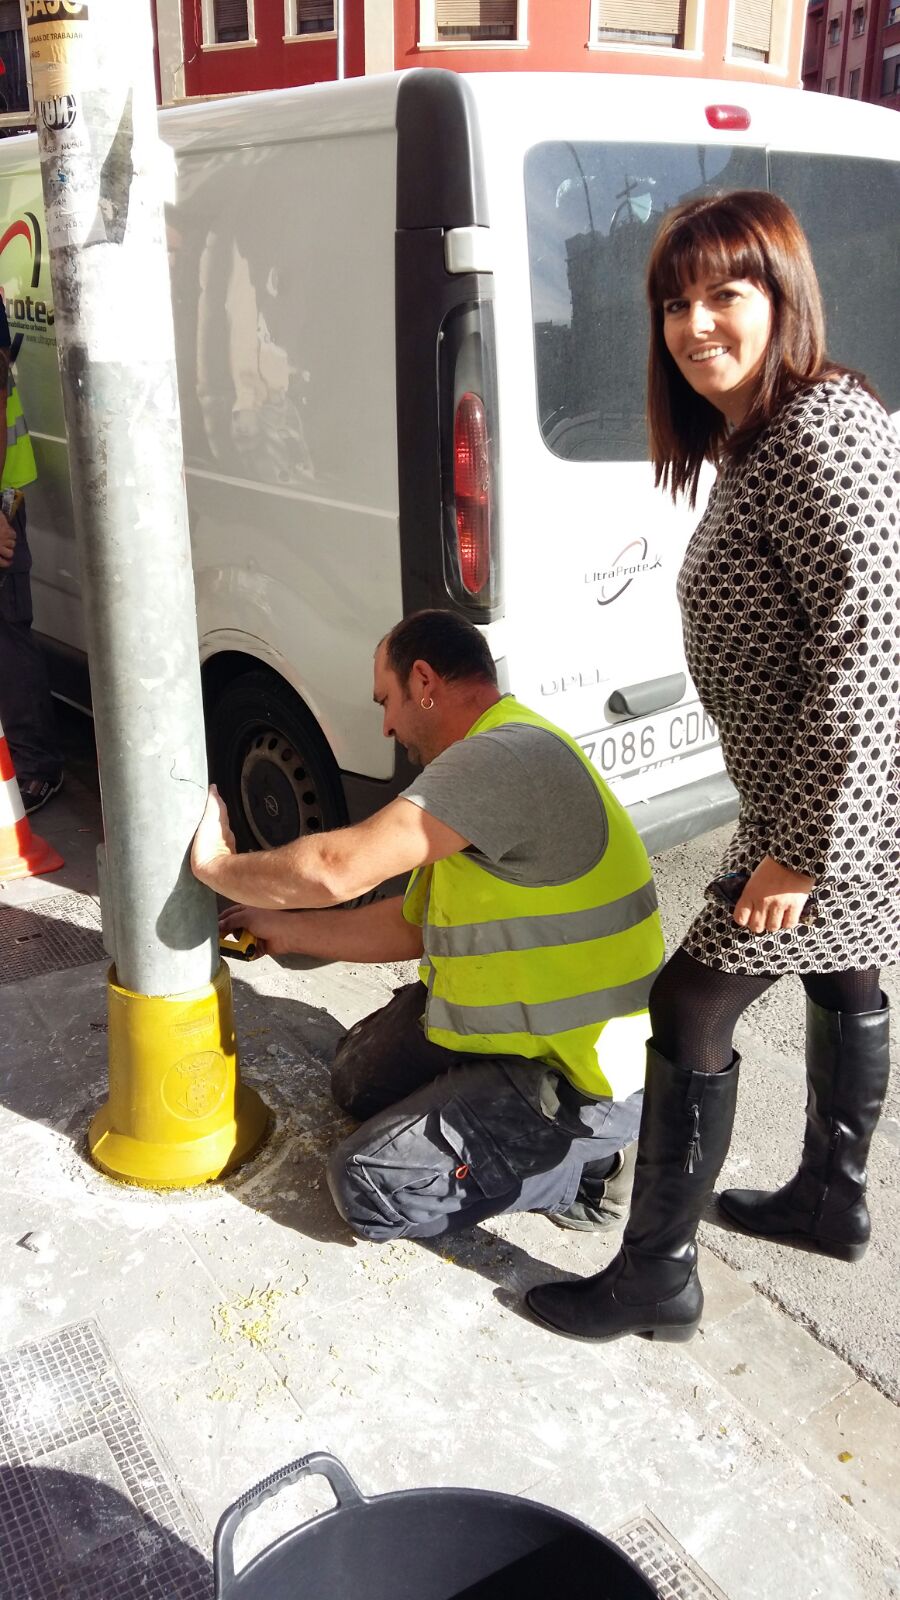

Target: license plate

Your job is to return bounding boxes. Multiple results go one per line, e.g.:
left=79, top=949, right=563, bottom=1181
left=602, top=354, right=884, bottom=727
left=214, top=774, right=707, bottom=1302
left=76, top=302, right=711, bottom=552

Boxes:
left=578, top=702, right=719, bottom=784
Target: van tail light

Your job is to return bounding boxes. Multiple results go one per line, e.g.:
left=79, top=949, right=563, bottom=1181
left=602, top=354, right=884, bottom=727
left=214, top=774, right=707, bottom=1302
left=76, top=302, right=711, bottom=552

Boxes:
left=453, top=391, right=491, bottom=596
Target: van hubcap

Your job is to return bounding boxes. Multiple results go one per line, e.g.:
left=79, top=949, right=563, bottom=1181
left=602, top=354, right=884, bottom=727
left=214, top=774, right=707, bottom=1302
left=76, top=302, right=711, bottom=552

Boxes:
left=240, top=733, right=324, bottom=849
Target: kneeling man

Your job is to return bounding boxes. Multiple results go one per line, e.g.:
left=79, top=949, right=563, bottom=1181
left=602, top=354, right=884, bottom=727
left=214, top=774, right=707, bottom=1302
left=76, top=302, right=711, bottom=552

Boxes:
left=191, top=610, right=664, bottom=1241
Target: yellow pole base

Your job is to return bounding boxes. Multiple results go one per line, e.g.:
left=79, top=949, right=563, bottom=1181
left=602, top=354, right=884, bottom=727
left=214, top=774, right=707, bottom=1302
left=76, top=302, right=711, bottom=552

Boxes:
left=88, top=961, right=270, bottom=1189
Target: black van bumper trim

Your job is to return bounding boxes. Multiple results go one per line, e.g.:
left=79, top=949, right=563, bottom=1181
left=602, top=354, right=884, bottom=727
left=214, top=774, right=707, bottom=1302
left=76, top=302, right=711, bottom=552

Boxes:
left=627, top=771, right=739, bottom=857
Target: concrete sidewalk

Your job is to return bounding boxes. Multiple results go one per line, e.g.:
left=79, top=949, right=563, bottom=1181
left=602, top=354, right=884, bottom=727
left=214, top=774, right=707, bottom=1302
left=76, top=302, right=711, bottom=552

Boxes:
left=1, top=734, right=898, bottom=1600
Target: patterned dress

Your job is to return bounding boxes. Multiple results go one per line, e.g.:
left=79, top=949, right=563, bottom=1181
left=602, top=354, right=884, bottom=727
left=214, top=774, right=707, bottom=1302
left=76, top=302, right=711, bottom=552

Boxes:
left=678, top=375, right=900, bottom=975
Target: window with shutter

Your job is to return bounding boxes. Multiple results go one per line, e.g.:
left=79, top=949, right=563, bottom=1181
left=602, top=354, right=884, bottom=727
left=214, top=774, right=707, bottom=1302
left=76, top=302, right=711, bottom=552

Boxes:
left=596, top=0, right=685, bottom=47
left=295, top=0, right=335, bottom=32
left=213, top=0, right=250, bottom=42
left=882, top=56, right=900, bottom=96
left=731, top=0, right=773, bottom=60
left=434, top=1, right=518, bottom=42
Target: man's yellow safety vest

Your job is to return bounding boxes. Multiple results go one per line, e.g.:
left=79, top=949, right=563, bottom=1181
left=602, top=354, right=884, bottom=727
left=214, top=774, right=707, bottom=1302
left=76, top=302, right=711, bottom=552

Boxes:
left=2, top=382, right=37, bottom=490
left=403, top=696, right=665, bottom=1101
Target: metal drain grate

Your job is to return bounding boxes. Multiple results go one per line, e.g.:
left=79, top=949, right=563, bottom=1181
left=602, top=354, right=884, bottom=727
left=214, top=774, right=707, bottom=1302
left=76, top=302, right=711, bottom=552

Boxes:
left=610, top=1510, right=729, bottom=1600
left=0, top=1320, right=211, bottom=1599
left=0, top=893, right=106, bottom=984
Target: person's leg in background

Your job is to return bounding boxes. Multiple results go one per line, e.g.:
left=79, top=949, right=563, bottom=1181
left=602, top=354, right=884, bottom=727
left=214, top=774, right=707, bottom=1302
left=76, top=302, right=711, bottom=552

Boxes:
left=526, top=950, right=775, bottom=1341
left=720, top=967, right=889, bottom=1259
left=0, top=506, right=62, bottom=814
left=547, top=1068, right=644, bottom=1234
left=548, top=1142, right=637, bottom=1233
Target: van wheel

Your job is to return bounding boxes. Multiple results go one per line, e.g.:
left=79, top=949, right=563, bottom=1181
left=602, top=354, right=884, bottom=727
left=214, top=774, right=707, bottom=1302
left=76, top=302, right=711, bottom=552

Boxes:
left=208, top=671, right=347, bottom=853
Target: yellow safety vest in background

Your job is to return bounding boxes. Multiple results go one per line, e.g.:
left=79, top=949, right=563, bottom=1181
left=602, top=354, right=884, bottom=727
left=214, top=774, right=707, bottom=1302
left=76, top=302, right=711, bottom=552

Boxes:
left=2, top=382, right=37, bottom=490
left=403, top=696, right=665, bottom=1101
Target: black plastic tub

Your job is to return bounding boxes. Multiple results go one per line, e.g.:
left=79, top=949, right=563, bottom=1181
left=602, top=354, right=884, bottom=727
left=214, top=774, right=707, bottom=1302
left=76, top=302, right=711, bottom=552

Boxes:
left=214, top=1452, right=658, bottom=1599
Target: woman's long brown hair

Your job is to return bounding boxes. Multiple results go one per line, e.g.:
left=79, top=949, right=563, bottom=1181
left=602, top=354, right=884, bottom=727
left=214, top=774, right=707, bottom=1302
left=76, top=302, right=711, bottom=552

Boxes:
left=646, top=190, right=858, bottom=506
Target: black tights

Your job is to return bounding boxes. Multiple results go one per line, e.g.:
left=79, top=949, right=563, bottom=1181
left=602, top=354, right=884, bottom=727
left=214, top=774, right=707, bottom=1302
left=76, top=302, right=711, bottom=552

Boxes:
left=649, top=949, right=882, bottom=1074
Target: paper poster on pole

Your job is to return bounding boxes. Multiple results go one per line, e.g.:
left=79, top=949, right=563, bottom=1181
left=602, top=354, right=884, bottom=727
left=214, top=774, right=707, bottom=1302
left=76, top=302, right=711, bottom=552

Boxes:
left=25, top=1, right=96, bottom=100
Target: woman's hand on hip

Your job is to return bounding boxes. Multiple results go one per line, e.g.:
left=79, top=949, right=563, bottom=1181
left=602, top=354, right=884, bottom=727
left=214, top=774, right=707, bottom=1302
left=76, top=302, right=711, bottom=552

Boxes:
left=733, top=855, right=815, bottom=934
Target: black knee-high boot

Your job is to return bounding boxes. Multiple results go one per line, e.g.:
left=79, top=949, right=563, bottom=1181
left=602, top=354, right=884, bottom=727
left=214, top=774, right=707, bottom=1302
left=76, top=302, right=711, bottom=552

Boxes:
left=719, top=996, right=890, bottom=1261
left=526, top=1045, right=740, bottom=1342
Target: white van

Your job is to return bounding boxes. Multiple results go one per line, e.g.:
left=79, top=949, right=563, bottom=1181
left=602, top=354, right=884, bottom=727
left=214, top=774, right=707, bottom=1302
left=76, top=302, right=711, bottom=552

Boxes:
left=2, top=71, right=898, bottom=853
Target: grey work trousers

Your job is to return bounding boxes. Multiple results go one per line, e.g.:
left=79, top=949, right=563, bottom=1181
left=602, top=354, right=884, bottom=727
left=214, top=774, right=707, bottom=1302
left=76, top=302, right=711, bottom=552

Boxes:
left=327, top=983, right=643, bottom=1242
left=0, top=506, right=61, bottom=783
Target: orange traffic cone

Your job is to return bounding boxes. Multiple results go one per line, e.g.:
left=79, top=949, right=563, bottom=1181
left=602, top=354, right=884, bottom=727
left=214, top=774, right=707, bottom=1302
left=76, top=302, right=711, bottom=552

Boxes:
left=0, top=715, right=64, bottom=880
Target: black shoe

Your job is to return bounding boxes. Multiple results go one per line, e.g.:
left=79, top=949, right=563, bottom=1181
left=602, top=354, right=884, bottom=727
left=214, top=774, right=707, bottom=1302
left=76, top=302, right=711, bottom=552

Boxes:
left=526, top=1250, right=703, bottom=1344
left=19, top=773, right=64, bottom=815
left=526, top=1046, right=740, bottom=1343
left=720, top=996, right=890, bottom=1262
left=549, top=1145, right=635, bottom=1233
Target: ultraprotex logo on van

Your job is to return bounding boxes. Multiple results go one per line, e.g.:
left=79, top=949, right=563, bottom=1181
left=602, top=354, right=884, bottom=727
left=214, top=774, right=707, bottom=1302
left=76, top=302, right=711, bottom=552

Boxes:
left=585, top=537, right=662, bottom=607
left=0, top=213, right=55, bottom=358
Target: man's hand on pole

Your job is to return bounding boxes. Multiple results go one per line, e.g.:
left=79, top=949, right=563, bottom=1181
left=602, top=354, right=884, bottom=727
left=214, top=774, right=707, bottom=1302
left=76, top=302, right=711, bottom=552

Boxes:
left=191, top=785, right=236, bottom=880
left=191, top=789, right=470, bottom=908
left=0, top=510, right=16, bottom=569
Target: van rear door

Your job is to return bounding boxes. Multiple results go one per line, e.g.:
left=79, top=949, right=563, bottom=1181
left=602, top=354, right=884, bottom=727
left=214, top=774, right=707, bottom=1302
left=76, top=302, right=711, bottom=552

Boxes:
left=469, top=75, right=899, bottom=849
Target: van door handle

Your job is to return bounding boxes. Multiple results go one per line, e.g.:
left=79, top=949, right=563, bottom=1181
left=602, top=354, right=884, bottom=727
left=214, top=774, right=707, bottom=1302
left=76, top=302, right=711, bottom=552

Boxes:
left=608, top=673, right=686, bottom=717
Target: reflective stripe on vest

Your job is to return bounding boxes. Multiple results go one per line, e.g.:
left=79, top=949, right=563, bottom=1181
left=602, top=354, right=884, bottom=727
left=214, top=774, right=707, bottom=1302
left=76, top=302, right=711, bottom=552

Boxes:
left=424, top=879, right=659, bottom=958
left=3, top=383, right=37, bottom=490
left=402, top=696, right=665, bottom=1101
left=426, top=970, right=658, bottom=1040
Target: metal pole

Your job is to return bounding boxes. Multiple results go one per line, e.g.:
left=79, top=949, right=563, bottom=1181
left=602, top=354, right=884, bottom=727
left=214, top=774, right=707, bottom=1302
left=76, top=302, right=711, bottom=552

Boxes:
left=24, top=0, right=268, bottom=1186
left=26, top=0, right=211, bottom=995
left=336, top=0, right=345, bottom=80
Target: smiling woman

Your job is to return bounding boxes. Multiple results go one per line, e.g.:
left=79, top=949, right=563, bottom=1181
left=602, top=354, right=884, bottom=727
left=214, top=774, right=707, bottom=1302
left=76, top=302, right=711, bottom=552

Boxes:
left=647, top=188, right=835, bottom=504
left=661, top=275, right=772, bottom=426
left=526, top=188, right=900, bottom=1347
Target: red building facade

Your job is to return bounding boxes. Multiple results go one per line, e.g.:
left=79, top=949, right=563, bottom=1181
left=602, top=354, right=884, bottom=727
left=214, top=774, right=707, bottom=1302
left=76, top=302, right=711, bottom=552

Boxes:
left=157, top=0, right=805, bottom=105
left=803, top=0, right=900, bottom=109
left=0, top=2, right=809, bottom=126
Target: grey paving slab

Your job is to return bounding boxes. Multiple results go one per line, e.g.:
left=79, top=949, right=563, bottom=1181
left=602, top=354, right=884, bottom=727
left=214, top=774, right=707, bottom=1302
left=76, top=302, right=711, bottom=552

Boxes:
left=689, top=1296, right=856, bottom=1434
left=135, top=1358, right=311, bottom=1555
left=684, top=1461, right=900, bottom=1600
left=688, top=1247, right=757, bottom=1324
left=0, top=959, right=109, bottom=1130
left=255, top=1233, right=802, bottom=1529
left=537, top=1449, right=900, bottom=1600
left=790, top=1378, right=900, bottom=1549
left=0, top=1144, right=229, bottom=1386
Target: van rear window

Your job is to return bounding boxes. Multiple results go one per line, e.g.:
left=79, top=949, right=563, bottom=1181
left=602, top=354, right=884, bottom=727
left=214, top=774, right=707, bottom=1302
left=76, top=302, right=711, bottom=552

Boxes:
left=769, top=152, right=900, bottom=416
left=525, top=142, right=900, bottom=462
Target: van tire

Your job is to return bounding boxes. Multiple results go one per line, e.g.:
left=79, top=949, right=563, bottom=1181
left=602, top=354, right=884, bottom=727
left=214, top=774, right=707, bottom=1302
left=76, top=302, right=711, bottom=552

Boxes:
left=208, top=670, right=347, bottom=854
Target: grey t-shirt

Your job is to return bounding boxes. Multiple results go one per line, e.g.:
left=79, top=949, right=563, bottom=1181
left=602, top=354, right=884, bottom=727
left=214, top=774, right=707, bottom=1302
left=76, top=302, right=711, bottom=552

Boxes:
left=401, top=709, right=608, bottom=887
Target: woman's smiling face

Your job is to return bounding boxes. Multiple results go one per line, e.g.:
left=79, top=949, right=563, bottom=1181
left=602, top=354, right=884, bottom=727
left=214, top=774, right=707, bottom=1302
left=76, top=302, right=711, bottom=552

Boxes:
left=662, top=276, right=773, bottom=426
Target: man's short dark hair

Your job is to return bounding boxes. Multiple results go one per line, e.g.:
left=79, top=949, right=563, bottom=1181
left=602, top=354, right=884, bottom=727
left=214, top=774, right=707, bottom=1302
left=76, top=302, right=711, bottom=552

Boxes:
left=381, top=609, right=498, bottom=689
